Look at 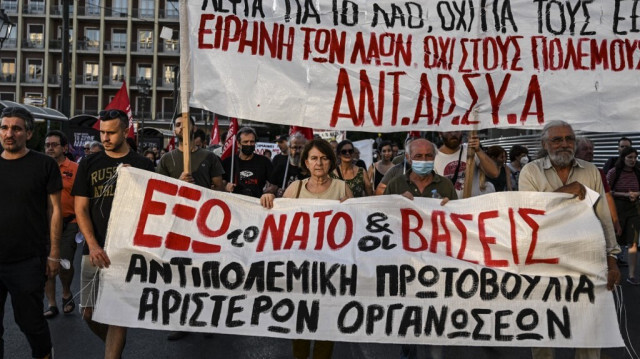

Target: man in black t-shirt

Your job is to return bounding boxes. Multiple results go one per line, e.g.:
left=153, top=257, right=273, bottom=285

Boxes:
left=268, top=132, right=308, bottom=196
left=72, top=109, right=154, bottom=359
left=222, top=127, right=274, bottom=198
left=271, top=134, right=289, bottom=169
left=0, top=107, right=62, bottom=359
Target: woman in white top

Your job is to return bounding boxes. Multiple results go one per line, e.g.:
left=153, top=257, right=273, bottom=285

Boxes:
left=259, top=139, right=353, bottom=359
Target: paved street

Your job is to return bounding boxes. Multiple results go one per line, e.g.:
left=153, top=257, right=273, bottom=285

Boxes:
left=3, top=249, right=638, bottom=359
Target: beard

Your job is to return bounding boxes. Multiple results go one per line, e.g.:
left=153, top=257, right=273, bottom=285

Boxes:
left=442, top=135, right=461, bottom=149
left=549, top=148, right=575, bottom=168
left=290, top=154, right=301, bottom=167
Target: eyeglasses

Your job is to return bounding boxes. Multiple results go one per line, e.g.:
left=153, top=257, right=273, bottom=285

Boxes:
left=341, top=148, right=354, bottom=155
left=548, top=136, right=576, bottom=145
left=44, top=143, right=60, bottom=148
left=99, top=109, right=127, bottom=120
left=290, top=146, right=303, bottom=151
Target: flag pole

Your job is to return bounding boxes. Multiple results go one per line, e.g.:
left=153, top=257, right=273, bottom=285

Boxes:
left=179, top=0, right=191, bottom=172
left=462, top=109, right=479, bottom=199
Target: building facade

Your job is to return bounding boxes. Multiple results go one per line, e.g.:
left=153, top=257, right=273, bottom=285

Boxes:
left=0, top=0, right=183, bottom=127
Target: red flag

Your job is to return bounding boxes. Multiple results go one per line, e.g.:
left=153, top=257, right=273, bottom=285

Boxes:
left=92, top=81, right=135, bottom=139
left=166, top=136, right=176, bottom=151
left=210, top=115, right=220, bottom=146
left=289, top=126, right=314, bottom=140
left=221, top=118, right=238, bottom=161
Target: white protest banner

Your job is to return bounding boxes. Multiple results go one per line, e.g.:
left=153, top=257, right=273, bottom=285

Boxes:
left=187, top=1, right=640, bottom=132
left=94, top=167, right=624, bottom=348
left=255, top=142, right=280, bottom=156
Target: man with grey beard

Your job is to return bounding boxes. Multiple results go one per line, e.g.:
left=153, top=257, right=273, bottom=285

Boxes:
left=267, top=132, right=308, bottom=197
left=519, top=121, right=620, bottom=359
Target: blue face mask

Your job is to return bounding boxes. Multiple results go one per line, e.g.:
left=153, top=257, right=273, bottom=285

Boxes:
left=412, top=160, right=434, bottom=176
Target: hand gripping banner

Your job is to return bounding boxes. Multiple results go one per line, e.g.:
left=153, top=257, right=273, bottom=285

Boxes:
left=94, top=167, right=624, bottom=348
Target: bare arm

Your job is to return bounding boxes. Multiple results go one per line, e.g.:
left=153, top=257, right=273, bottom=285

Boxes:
left=47, top=191, right=63, bottom=277
left=75, top=195, right=111, bottom=268
left=468, top=136, right=499, bottom=179
left=211, top=176, right=224, bottom=191
left=362, top=167, right=373, bottom=196
left=504, top=165, right=513, bottom=191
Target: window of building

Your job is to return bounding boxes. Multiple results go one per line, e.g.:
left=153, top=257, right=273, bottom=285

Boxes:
left=111, top=63, right=125, bottom=84
left=163, top=64, right=176, bottom=86
left=136, top=64, right=152, bottom=82
left=1, top=0, right=18, bottom=13
left=24, top=93, right=43, bottom=105
left=161, top=97, right=174, bottom=120
left=26, top=58, right=43, bottom=83
left=112, top=29, right=127, bottom=50
left=28, top=0, right=45, bottom=13
left=138, top=30, right=153, bottom=51
left=164, top=30, right=179, bottom=52
left=27, top=24, right=44, bottom=48
left=87, top=0, right=101, bottom=15
left=113, top=0, right=127, bottom=13
left=84, top=62, right=99, bottom=84
left=83, top=95, right=99, bottom=114
left=85, top=28, right=100, bottom=50
left=0, top=58, right=15, bottom=82
left=140, top=0, right=154, bottom=17
left=0, top=92, right=15, bottom=101
left=166, top=0, right=178, bottom=17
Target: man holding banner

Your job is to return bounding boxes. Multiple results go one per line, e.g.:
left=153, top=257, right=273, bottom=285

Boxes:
left=519, top=121, right=621, bottom=359
left=384, top=138, right=455, bottom=359
left=157, top=115, right=224, bottom=192
left=223, top=127, right=274, bottom=198
left=72, top=109, right=154, bottom=359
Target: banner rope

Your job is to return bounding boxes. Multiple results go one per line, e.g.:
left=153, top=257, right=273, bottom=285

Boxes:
left=614, top=285, right=638, bottom=359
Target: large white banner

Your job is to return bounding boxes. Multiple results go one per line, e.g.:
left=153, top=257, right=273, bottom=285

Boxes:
left=187, top=0, right=640, bottom=132
left=94, top=167, right=624, bottom=347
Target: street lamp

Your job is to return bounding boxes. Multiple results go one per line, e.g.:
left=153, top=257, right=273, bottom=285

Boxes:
left=137, top=77, right=151, bottom=150
left=0, top=9, right=15, bottom=49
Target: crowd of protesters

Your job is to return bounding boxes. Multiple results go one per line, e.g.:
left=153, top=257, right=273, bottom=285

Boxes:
left=0, top=106, right=637, bottom=358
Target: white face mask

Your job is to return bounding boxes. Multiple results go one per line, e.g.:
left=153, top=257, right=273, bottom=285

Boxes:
left=520, top=156, right=529, bottom=165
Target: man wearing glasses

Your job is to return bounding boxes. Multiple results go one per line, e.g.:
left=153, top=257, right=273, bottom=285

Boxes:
left=0, top=107, right=62, bottom=359
left=43, top=130, right=79, bottom=319
left=519, top=120, right=621, bottom=359
left=72, top=109, right=154, bottom=359
left=267, top=132, right=308, bottom=197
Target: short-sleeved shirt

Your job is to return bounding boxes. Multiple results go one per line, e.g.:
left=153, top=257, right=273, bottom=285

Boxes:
left=222, top=154, right=273, bottom=198
left=384, top=170, right=458, bottom=200
left=269, top=161, right=307, bottom=191
left=380, top=162, right=409, bottom=186
left=157, top=148, right=224, bottom=189
left=518, top=157, right=620, bottom=256
left=434, top=144, right=486, bottom=198
left=59, top=157, right=79, bottom=220
left=0, top=151, right=62, bottom=263
left=72, top=150, right=155, bottom=253
left=272, top=153, right=288, bottom=169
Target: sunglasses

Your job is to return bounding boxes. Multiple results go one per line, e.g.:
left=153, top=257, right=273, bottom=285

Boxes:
left=340, top=148, right=354, bottom=155
left=99, top=109, right=127, bottom=120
